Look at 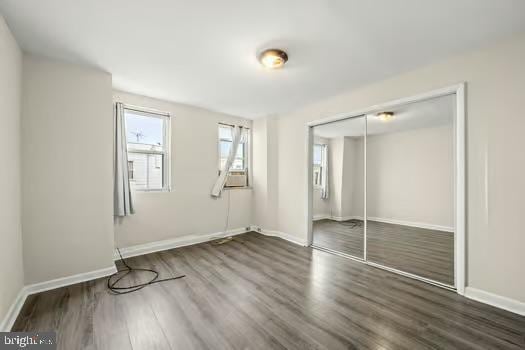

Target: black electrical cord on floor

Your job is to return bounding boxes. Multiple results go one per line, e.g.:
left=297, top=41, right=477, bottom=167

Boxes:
left=107, top=248, right=186, bottom=295
left=340, top=219, right=363, bottom=229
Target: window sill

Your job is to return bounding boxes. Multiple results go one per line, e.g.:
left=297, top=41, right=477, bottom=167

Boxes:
left=223, top=186, right=252, bottom=191
left=134, top=188, right=171, bottom=193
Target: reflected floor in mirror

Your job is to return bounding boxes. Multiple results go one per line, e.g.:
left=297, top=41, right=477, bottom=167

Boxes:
left=312, top=219, right=364, bottom=258
left=313, top=219, right=454, bottom=285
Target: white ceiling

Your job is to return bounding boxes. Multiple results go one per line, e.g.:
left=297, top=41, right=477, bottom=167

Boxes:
left=1, top=1, right=524, bottom=119
left=313, top=94, right=454, bottom=138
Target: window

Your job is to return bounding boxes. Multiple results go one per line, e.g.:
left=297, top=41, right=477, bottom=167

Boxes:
left=218, top=124, right=249, bottom=187
left=124, top=107, right=170, bottom=191
left=127, top=161, right=134, bottom=180
left=313, top=144, right=325, bottom=187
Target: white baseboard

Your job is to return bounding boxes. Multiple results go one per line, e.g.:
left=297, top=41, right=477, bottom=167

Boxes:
left=330, top=215, right=362, bottom=222
left=313, top=215, right=361, bottom=222
left=367, top=216, right=454, bottom=232
left=116, top=227, right=251, bottom=260
left=0, top=265, right=117, bottom=332
left=25, top=266, right=118, bottom=296
left=318, top=215, right=453, bottom=232
left=0, top=289, right=27, bottom=332
left=465, top=287, right=525, bottom=316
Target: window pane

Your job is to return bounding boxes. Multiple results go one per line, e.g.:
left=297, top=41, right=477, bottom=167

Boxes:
left=219, top=125, right=233, bottom=141
left=236, top=143, right=244, bottom=159
left=128, top=152, right=163, bottom=190
left=218, top=124, right=248, bottom=175
left=128, top=153, right=148, bottom=190
left=313, top=165, right=322, bottom=186
left=220, top=158, right=228, bottom=170
left=125, top=110, right=164, bottom=147
left=313, top=144, right=323, bottom=165
left=231, top=158, right=244, bottom=170
left=219, top=143, right=245, bottom=171
left=220, top=140, right=232, bottom=158
left=148, top=154, right=163, bottom=189
left=127, top=161, right=134, bottom=180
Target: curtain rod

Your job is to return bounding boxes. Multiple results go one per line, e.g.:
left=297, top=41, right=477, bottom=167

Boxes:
left=219, top=122, right=250, bottom=129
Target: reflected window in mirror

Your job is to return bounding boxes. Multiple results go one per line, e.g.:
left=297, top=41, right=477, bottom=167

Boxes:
left=313, top=143, right=326, bottom=187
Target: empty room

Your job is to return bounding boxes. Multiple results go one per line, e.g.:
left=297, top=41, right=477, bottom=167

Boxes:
left=0, top=1, right=524, bottom=349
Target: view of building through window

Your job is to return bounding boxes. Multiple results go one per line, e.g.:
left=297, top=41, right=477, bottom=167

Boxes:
left=125, top=108, right=169, bottom=191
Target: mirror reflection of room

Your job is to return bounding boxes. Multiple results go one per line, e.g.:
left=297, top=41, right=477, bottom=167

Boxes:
left=312, top=116, right=365, bottom=259
left=366, top=95, right=455, bottom=286
left=311, top=94, right=455, bottom=286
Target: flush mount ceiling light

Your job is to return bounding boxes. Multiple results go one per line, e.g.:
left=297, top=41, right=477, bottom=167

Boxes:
left=376, top=111, right=395, bottom=121
left=258, top=49, right=288, bottom=69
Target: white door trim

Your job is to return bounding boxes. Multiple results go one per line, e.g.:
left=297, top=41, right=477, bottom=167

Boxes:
left=306, top=83, right=466, bottom=294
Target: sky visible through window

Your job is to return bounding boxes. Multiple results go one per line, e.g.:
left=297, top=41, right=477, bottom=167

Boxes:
left=125, top=110, right=163, bottom=146
left=313, top=144, right=323, bottom=165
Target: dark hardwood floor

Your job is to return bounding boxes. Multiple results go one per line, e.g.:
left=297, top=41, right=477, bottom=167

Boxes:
left=13, top=232, right=524, bottom=350
left=313, top=219, right=454, bottom=285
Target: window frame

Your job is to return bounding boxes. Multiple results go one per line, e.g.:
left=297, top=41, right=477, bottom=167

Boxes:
left=217, top=123, right=251, bottom=189
left=123, top=104, right=172, bottom=192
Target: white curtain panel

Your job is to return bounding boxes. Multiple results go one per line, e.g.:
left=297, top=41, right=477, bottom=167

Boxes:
left=211, top=126, right=247, bottom=197
left=114, top=102, right=134, bottom=216
left=321, top=144, right=329, bottom=199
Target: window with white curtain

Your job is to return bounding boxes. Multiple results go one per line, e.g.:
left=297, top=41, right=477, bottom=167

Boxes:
left=218, top=124, right=249, bottom=188
left=124, top=107, right=171, bottom=191
left=313, top=143, right=325, bottom=187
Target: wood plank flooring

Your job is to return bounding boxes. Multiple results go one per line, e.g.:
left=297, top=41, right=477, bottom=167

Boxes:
left=12, top=232, right=524, bottom=350
left=313, top=219, right=365, bottom=258
left=313, top=219, right=454, bottom=285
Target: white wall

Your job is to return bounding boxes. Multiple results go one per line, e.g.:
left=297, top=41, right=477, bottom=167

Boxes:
left=113, top=91, right=253, bottom=248
left=0, top=15, right=24, bottom=326
left=318, top=125, right=452, bottom=228
left=333, top=136, right=364, bottom=220
left=257, top=34, right=525, bottom=303
left=22, top=55, right=115, bottom=284
left=349, top=137, right=365, bottom=219
left=252, top=116, right=279, bottom=230
left=366, top=125, right=453, bottom=228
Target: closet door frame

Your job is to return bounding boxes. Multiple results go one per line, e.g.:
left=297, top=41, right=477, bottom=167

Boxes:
left=306, top=83, right=466, bottom=295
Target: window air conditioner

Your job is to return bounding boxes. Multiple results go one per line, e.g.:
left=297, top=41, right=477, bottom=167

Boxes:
left=226, top=171, right=247, bottom=187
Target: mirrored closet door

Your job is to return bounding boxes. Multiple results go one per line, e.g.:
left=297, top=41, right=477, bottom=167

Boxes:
left=365, top=95, right=455, bottom=286
left=310, top=92, right=457, bottom=289
left=311, top=116, right=366, bottom=259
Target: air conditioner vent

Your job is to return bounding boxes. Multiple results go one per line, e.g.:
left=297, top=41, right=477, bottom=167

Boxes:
left=226, top=171, right=247, bottom=187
